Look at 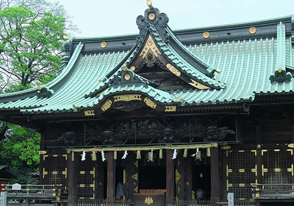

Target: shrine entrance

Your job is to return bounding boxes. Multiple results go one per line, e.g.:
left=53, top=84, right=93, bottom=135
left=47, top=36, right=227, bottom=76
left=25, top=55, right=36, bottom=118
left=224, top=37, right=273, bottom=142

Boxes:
left=139, top=165, right=166, bottom=190
left=193, top=164, right=211, bottom=200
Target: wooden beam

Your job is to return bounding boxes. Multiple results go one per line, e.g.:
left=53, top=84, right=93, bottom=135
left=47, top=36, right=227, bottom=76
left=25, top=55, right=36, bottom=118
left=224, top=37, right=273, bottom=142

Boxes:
left=210, top=147, right=219, bottom=206
left=166, top=150, right=174, bottom=206
left=67, top=152, right=77, bottom=206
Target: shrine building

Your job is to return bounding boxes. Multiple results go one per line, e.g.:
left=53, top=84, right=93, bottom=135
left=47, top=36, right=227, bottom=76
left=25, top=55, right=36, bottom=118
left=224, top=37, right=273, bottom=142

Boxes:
left=0, top=1, right=294, bottom=206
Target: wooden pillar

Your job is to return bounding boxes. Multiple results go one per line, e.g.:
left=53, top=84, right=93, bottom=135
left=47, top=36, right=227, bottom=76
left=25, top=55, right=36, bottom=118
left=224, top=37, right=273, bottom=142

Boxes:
left=210, top=147, right=219, bottom=206
left=126, top=152, right=138, bottom=201
left=166, top=150, right=174, bottom=206
left=185, top=156, right=192, bottom=200
left=68, top=151, right=77, bottom=206
left=97, top=161, right=105, bottom=200
left=107, top=151, right=116, bottom=205
left=176, top=150, right=185, bottom=201
left=256, top=120, right=262, bottom=184
left=220, top=150, right=228, bottom=201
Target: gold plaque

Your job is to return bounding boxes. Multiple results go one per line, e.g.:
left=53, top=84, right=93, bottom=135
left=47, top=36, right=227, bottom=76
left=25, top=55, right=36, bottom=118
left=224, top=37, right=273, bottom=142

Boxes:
left=144, top=97, right=157, bottom=109
left=124, top=74, right=131, bottom=80
left=101, top=100, right=112, bottom=111
left=165, top=106, right=176, bottom=112
left=149, top=13, right=156, bottom=20
left=100, top=41, right=107, bottom=48
left=189, top=79, right=210, bottom=90
left=203, top=31, right=210, bottom=39
left=166, top=63, right=181, bottom=76
left=84, top=110, right=95, bottom=116
left=249, top=27, right=256, bottom=34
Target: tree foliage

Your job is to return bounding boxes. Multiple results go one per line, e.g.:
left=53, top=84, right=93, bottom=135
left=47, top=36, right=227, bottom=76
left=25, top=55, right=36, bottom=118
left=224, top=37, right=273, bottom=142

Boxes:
left=0, top=0, right=76, bottom=184
left=0, top=5, right=66, bottom=92
left=1, top=124, right=40, bottom=167
left=0, top=124, right=40, bottom=184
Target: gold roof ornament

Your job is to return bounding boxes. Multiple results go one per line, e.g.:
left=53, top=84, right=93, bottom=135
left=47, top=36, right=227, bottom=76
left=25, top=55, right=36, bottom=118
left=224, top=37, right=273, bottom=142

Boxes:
left=249, top=27, right=257, bottom=34
left=63, top=35, right=69, bottom=40
left=100, top=41, right=107, bottom=48
left=146, top=0, right=153, bottom=9
left=203, top=31, right=210, bottom=39
left=149, top=13, right=156, bottom=20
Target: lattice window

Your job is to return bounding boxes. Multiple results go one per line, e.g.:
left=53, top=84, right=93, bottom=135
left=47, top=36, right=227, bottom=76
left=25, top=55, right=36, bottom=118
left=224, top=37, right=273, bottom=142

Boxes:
left=262, top=149, right=293, bottom=188
left=77, top=152, right=95, bottom=200
left=227, top=150, right=257, bottom=201
left=43, top=155, right=67, bottom=185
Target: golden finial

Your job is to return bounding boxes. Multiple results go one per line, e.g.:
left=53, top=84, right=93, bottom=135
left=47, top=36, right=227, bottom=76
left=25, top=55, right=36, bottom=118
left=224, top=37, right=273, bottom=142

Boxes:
left=63, top=36, right=69, bottom=40
left=146, top=0, right=153, bottom=9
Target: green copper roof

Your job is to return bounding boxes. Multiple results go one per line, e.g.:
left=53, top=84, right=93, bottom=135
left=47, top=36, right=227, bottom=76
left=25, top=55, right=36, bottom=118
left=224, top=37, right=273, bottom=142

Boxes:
left=1, top=8, right=294, bottom=115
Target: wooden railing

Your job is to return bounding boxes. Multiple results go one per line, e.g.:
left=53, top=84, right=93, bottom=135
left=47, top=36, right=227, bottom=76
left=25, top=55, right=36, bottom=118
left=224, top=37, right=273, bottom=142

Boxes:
left=251, top=183, right=294, bottom=199
left=174, top=199, right=211, bottom=206
left=77, top=199, right=132, bottom=206
left=4, top=184, right=67, bottom=205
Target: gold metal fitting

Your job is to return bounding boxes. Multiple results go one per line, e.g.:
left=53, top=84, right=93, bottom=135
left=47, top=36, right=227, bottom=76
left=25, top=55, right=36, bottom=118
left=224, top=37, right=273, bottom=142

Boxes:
left=149, top=13, right=156, bottom=20
left=203, top=31, right=210, bottom=39
left=122, top=65, right=128, bottom=71
left=215, top=69, right=222, bottom=73
left=100, top=42, right=107, bottom=48
left=73, top=104, right=78, bottom=109
left=63, top=36, right=69, bottom=40
left=249, top=27, right=257, bottom=34
left=130, top=66, right=136, bottom=71
left=124, top=74, right=131, bottom=80
left=97, top=78, right=102, bottom=82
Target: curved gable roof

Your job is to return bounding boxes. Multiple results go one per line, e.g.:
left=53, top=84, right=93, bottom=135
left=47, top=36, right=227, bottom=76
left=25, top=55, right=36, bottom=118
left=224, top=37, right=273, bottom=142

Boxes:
left=0, top=7, right=294, bottom=116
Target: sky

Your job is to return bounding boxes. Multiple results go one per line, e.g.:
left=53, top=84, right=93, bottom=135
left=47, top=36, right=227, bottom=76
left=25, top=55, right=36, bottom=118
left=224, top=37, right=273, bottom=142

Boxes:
left=54, top=0, right=294, bottom=38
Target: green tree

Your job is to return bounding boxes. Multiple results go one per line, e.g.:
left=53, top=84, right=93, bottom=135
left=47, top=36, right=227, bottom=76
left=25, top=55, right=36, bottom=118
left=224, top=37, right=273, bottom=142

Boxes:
left=0, top=1, right=76, bottom=184
left=0, top=124, right=40, bottom=184
left=1, top=124, right=40, bottom=167
left=0, top=5, right=66, bottom=92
